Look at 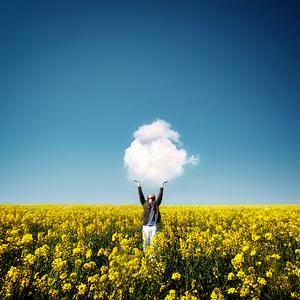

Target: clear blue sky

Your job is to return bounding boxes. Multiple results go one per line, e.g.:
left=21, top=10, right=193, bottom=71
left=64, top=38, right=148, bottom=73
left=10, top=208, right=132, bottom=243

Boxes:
left=0, top=0, right=299, bottom=204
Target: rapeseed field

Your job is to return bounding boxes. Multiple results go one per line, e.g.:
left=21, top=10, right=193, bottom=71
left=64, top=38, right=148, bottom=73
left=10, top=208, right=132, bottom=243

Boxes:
left=0, top=204, right=299, bottom=299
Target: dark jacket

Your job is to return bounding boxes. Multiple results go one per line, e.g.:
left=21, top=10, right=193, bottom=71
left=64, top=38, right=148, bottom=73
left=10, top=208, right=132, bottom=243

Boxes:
left=138, top=186, right=163, bottom=225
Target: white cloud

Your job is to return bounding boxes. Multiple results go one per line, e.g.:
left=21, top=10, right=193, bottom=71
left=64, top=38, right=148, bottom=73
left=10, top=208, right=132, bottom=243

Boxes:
left=124, top=119, right=199, bottom=186
left=133, top=119, right=180, bottom=143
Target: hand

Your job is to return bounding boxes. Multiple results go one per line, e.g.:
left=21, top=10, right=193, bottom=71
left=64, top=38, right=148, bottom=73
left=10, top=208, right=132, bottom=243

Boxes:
left=134, top=180, right=141, bottom=187
left=161, top=181, right=168, bottom=187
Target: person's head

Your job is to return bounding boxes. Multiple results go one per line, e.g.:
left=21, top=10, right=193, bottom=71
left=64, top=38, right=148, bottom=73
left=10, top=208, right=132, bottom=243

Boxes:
left=147, top=193, right=156, bottom=204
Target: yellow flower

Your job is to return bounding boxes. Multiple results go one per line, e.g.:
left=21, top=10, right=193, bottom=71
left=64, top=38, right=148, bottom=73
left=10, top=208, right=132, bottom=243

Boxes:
left=21, top=233, right=33, bottom=244
left=0, top=244, right=8, bottom=256
left=100, top=274, right=107, bottom=283
left=171, top=272, right=181, bottom=281
left=88, top=274, right=99, bottom=284
left=72, top=247, right=81, bottom=256
left=97, top=248, right=105, bottom=256
left=83, top=261, right=96, bottom=270
left=165, top=289, right=176, bottom=300
left=270, top=253, right=281, bottom=260
left=86, top=249, right=92, bottom=259
left=77, top=283, right=87, bottom=296
left=1, top=203, right=300, bottom=300
left=160, top=284, right=166, bottom=292
left=265, top=232, right=273, bottom=240
left=24, top=254, right=36, bottom=265
left=52, top=258, right=67, bottom=272
left=59, top=272, right=68, bottom=280
left=75, top=259, right=82, bottom=269
left=240, top=286, right=249, bottom=297
left=47, top=277, right=56, bottom=286
left=62, top=283, right=72, bottom=292
left=180, top=291, right=198, bottom=299
left=258, top=277, right=267, bottom=285
left=291, top=292, right=300, bottom=299
left=7, top=266, right=20, bottom=282
left=242, top=245, right=249, bottom=252
left=237, top=270, right=245, bottom=278
left=48, top=289, right=58, bottom=297
left=231, top=253, right=244, bottom=269
left=21, top=277, right=29, bottom=288
left=266, top=270, right=273, bottom=278
left=112, top=232, right=118, bottom=242
left=35, top=244, right=49, bottom=257
left=251, top=234, right=261, bottom=241
left=210, top=288, right=224, bottom=300
left=61, top=234, right=68, bottom=242
left=227, top=287, right=236, bottom=294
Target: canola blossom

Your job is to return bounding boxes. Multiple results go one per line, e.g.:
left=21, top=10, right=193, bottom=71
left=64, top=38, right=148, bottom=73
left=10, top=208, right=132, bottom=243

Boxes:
left=0, top=204, right=299, bottom=299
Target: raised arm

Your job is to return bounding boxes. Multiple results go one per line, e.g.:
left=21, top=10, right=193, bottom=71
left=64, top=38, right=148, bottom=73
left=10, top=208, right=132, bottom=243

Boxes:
left=155, top=181, right=167, bottom=206
left=135, top=180, right=145, bottom=205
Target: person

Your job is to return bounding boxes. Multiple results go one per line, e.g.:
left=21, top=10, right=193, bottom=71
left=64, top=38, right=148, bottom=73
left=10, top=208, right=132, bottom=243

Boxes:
left=135, top=179, right=167, bottom=251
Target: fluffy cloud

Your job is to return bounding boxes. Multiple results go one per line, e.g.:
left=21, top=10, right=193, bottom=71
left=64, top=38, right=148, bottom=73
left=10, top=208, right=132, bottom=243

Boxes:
left=124, top=119, right=199, bottom=186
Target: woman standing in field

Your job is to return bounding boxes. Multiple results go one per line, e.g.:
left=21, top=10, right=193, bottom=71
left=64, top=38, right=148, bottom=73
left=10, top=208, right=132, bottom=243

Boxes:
left=135, top=180, right=167, bottom=251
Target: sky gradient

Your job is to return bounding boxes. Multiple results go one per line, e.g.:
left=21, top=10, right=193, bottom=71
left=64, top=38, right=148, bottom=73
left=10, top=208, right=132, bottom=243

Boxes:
left=0, top=0, right=299, bottom=204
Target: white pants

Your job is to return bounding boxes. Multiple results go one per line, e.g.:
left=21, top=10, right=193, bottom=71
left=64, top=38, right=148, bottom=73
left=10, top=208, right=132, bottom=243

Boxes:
left=142, top=225, right=157, bottom=251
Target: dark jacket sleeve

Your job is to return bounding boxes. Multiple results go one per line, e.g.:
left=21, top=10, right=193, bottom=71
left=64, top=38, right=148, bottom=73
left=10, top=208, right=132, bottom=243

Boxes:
left=155, top=187, right=164, bottom=206
left=138, top=186, right=146, bottom=205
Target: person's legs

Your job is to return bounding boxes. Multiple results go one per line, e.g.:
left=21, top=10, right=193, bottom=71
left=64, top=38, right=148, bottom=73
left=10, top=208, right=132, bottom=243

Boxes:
left=142, top=225, right=150, bottom=251
left=149, top=225, right=157, bottom=246
left=147, top=225, right=157, bottom=260
left=143, top=225, right=158, bottom=251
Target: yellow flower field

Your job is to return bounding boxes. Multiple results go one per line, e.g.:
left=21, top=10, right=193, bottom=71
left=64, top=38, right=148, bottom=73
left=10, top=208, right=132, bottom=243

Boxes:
left=0, top=204, right=299, bottom=299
